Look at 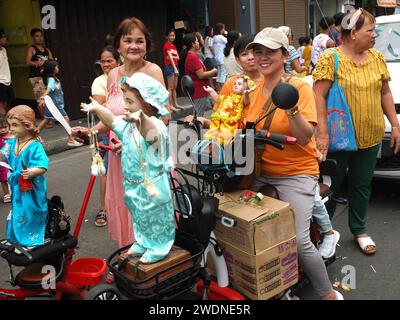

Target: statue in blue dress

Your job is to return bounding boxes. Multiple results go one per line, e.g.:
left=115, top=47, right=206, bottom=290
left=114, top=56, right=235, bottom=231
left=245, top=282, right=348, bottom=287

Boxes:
left=0, top=105, right=48, bottom=246
left=81, top=73, right=175, bottom=264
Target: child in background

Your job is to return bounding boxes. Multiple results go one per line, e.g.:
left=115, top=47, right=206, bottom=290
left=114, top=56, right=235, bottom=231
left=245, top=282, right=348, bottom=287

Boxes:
left=38, top=60, right=82, bottom=147
left=213, top=23, right=228, bottom=91
left=81, top=72, right=175, bottom=264
left=163, top=29, right=182, bottom=112
left=0, top=116, right=12, bottom=202
left=303, top=37, right=312, bottom=75
left=203, top=75, right=255, bottom=145
left=0, top=105, right=48, bottom=246
left=314, top=149, right=340, bottom=259
left=297, top=37, right=306, bottom=66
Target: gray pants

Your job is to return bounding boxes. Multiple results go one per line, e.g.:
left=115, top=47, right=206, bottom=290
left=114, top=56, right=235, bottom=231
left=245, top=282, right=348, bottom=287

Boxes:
left=193, top=97, right=211, bottom=117
left=252, top=174, right=333, bottom=297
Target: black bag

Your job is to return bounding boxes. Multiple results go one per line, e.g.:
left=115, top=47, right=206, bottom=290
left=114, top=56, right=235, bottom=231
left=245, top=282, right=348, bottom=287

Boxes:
left=45, top=195, right=71, bottom=239
left=171, top=169, right=217, bottom=249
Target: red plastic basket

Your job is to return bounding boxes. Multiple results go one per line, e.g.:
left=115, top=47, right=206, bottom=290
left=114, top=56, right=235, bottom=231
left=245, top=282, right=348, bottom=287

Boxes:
left=67, top=258, right=108, bottom=286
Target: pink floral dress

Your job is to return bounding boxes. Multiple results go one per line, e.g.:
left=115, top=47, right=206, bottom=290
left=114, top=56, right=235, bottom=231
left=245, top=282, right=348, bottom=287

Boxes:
left=104, top=78, right=135, bottom=247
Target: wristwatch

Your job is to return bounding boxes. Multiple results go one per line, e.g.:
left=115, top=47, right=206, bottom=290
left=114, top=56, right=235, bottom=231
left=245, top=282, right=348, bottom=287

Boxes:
left=286, top=106, right=300, bottom=118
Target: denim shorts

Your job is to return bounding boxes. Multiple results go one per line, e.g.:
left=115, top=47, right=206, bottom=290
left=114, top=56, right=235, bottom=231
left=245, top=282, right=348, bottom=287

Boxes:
left=216, top=64, right=227, bottom=84
left=164, top=65, right=178, bottom=78
left=44, top=101, right=67, bottom=119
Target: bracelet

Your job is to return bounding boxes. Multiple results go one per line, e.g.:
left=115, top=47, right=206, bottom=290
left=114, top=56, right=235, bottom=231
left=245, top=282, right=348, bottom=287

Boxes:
left=286, top=106, right=300, bottom=118
left=392, top=126, right=399, bottom=129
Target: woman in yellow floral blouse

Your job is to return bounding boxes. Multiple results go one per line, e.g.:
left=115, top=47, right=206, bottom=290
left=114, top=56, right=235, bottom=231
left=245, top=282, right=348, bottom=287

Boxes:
left=313, top=9, right=400, bottom=255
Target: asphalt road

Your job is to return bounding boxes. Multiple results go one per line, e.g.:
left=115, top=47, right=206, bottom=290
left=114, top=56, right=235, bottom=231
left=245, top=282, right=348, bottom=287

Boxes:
left=0, top=146, right=399, bottom=300
left=295, top=178, right=400, bottom=300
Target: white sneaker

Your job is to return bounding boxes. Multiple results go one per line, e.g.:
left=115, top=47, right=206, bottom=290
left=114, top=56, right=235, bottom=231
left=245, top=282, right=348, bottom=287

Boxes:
left=318, top=230, right=340, bottom=259
left=67, top=140, right=83, bottom=147
left=334, top=290, right=344, bottom=300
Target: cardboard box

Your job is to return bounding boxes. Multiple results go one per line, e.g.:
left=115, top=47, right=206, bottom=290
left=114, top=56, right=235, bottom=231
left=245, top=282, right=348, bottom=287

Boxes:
left=212, top=237, right=298, bottom=300
left=214, top=191, right=296, bottom=255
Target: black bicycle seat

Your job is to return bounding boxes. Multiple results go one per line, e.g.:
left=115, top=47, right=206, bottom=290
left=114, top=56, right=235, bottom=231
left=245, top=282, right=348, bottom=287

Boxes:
left=0, top=235, right=78, bottom=267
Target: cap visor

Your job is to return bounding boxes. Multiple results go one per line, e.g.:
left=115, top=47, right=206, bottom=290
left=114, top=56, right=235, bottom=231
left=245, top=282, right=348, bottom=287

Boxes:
left=246, top=40, right=282, bottom=50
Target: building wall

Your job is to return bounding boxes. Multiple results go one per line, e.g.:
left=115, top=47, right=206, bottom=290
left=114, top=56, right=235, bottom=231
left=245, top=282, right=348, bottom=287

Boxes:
left=258, top=0, right=285, bottom=28
left=0, top=0, right=42, bottom=101
left=237, top=0, right=257, bottom=34
left=209, top=0, right=238, bottom=30
left=38, top=0, right=169, bottom=119
left=286, top=0, right=308, bottom=39
left=256, top=0, right=308, bottom=45
left=237, top=0, right=249, bottom=33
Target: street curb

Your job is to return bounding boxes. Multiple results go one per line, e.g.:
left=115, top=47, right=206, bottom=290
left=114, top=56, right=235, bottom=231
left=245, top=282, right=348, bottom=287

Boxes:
left=43, top=137, right=87, bottom=156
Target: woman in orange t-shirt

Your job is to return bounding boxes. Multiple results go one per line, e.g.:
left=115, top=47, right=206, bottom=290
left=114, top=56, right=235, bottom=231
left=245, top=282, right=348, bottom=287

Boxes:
left=245, top=27, right=341, bottom=300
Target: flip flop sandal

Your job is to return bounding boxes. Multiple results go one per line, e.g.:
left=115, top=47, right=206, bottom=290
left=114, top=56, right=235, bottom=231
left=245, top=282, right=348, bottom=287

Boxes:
left=355, top=236, right=377, bottom=255
left=94, top=211, right=107, bottom=227
left=67, top=140, right=83, bottom=147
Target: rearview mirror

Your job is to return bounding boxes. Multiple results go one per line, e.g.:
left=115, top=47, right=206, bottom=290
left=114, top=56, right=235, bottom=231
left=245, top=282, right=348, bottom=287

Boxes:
left=181, top=75, right=195, bottom=98
left=271, top=82, right=299, bottom=110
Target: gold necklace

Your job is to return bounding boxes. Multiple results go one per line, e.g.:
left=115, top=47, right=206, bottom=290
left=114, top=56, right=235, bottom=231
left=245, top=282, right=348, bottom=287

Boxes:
left=131, top=120, right=159, bottom=197
left=17, top=138, right=33, bottom=156
left=131, top=120, right=146, bottom=171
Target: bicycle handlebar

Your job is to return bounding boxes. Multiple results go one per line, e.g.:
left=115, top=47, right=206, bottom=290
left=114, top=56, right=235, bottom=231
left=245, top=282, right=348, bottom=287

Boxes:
left=256, top=130, right=297, bottom=145
left=256, top=137, right=284, bottom=150
left=172, top=119, right=296, bottom=150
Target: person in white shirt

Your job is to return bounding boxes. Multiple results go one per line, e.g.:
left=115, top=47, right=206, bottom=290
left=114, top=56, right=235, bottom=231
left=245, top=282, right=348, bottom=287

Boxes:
left=213, top=23, right=228, bottom=90
left=297, top=37, right=307, bottom=66
left=309, top=17, right=335, bottom=74
left=203, top=26, right=214, bottom=59
left=203, top=26, right=217, bottom=88
left=223, top=30, right=243, bottom=78
left=278, top=26, right=306, bottom=75
left=0, top=30, right=14, bottom=115
left=91, top=45, right=120, bottom=228
left=203, top=26, right=216, bottom=68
